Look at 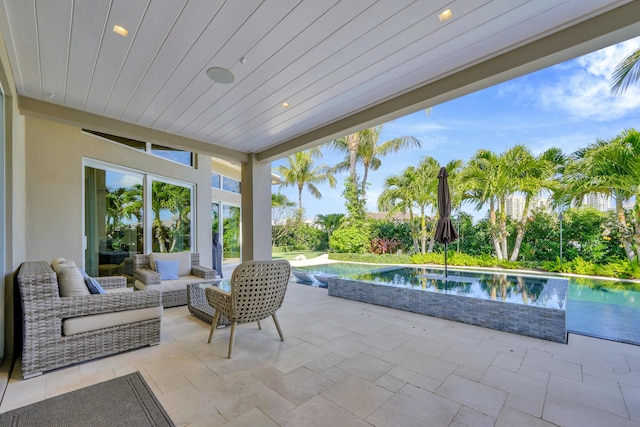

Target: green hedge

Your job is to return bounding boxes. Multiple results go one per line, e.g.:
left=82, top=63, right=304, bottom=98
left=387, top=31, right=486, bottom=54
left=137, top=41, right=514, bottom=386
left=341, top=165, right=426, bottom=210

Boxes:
left=328, top=252, right=640, bottom=279
left=329, top=252, right=412, bottom=264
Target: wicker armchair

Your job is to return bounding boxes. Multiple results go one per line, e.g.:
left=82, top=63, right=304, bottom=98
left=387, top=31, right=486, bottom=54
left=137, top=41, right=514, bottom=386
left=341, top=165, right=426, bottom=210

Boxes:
left=132, top=252, right=216, bottom=307
left=17, top=261, right=162, bottom=378
left=206, top=259, right=291, bottom=358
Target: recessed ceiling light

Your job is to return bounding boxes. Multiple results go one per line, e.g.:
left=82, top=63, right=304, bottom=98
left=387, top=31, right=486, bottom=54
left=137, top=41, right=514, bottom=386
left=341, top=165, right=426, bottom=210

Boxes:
left=281, top=102, right=290, bottom=108
left=113, top=25, right=128, bottom=37
left=438, top=9, right=453, bottom=22
left=206, top=67, right=235, bottom=84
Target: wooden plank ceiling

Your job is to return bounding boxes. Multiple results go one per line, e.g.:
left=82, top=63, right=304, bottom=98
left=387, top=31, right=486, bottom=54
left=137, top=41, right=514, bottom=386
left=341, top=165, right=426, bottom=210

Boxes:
left=0, top=0, right=637, bottom=161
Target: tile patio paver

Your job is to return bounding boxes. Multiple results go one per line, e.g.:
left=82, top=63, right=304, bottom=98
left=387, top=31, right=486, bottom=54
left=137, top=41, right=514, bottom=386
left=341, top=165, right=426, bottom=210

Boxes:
left=1, top=279, right=639, bottom=427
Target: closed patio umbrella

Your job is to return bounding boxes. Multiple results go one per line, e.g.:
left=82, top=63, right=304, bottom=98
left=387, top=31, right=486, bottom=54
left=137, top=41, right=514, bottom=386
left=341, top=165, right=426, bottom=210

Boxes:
left=434, top=167, right=458, bottom=278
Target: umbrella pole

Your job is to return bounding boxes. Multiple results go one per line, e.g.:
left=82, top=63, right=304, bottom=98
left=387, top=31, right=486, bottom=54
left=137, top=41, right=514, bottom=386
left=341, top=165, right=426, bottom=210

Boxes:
left=444, top=242, right=448, bottom=278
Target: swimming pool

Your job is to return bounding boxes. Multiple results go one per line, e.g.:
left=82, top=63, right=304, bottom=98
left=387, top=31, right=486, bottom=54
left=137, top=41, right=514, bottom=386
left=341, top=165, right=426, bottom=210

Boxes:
left=293, top=263, right=640, bottom=345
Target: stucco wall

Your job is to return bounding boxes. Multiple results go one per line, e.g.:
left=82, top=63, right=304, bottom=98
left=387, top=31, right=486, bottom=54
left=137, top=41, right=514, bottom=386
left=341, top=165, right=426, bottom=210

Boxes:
left=24, top=116, right=213, bottom=268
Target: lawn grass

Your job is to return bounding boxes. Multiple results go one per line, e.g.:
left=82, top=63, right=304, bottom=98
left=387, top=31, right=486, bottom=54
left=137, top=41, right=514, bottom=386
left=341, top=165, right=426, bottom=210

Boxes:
left=272, top=249, right=326, bottom=261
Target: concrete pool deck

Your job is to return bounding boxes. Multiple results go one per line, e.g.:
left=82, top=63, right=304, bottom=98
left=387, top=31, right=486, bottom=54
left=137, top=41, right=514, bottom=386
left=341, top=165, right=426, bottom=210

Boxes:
left=2, top=270, right=639, bottom=426
left=4, top=256, right=636, bottom=426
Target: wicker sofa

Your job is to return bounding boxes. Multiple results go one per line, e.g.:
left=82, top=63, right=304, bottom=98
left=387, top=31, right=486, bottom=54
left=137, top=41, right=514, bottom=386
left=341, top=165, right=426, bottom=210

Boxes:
left=17, top=261, right=163, bottom=379
left=132, top=252, right=216, bottom=307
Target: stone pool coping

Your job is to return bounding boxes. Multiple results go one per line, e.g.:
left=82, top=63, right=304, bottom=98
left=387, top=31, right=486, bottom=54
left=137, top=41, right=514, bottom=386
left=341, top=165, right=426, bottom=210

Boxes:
left=328, top=276, right=568, bottom=343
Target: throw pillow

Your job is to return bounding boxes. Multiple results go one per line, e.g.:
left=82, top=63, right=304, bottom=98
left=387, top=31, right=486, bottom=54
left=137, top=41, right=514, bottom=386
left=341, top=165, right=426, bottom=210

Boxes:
left=150, top=252, right=191, bottom=276
left=50, top=257, right=66, bottom=267
left=155, top=259, right=179, bottom=280
left=57, top=266, right=91, bottom=297
left=52, top=259, right=77, bottom=274
left=85, top=277, right=106, bottom=294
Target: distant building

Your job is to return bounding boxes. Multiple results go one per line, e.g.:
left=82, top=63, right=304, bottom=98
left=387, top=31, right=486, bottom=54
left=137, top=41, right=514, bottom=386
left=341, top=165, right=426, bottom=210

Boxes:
left=582, top=193, right=612, bottom=212
left=505, top=195, right=526, bottom=219
left=505, top=195, right=552, bottom=219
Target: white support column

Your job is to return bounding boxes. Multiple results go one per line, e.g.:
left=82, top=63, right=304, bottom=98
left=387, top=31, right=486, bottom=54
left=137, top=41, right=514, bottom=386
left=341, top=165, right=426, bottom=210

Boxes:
left=241, top=154, right=272, bottom=261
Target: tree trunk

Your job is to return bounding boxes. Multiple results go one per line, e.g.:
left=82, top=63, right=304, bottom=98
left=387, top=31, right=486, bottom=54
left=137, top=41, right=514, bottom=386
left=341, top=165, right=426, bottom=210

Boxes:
left=347, top=133, right=359, bottom=188
left=361, top=163, right=369, bottom=202
left=154, top=217, right=166, bottom=253
left=616, top=198, right=636, bottom=261
left=489, top=201, right=503, bottom=259
left=509, top=197, right=531, bottom=261
left=420, top=208, right=427, bottom=255
left=297, top=185, right=304, bottom=220
left=427, top=215, right=436, bottom=253
left=498, top=199, right=508, bottom=259
left=409, top=210, right=419, bottom=253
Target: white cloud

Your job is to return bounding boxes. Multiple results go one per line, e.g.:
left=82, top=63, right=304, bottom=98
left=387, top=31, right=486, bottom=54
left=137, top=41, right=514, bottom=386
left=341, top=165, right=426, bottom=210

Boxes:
left=537, top=36, right=640, bottom=121
left=108, top=174, right=142, bottom=189
left=526, top=133, right=596, bottom=157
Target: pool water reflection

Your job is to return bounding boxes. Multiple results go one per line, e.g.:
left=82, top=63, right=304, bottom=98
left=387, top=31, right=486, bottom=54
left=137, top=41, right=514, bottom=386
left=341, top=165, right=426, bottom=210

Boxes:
left=293, top=262, right=640, bottom=345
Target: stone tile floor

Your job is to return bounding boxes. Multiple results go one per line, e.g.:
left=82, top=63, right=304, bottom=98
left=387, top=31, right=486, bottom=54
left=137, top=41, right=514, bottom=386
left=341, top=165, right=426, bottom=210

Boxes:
left=1, top=281, right=639, bottom=426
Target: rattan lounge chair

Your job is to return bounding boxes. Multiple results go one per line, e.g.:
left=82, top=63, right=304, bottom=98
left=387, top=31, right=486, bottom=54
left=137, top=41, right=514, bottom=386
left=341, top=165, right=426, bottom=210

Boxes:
left=17, top=261, right=162, bottom=378
left=205, top=259, right=291, bottom=358
left=132, top=252, right=216, bottom=307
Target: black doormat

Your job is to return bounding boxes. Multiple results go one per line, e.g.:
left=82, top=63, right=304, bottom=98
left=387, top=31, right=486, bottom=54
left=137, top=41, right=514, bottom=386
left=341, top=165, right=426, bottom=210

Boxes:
left=0, top=372, right=174, bottom=426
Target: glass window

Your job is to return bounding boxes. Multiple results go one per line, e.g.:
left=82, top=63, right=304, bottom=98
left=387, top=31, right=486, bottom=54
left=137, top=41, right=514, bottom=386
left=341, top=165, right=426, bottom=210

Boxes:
left=84, top=167, right=143, bottom=280
left=211, top=173, right=221, bottom=189
left=83, top=129, right=194, bottom=167
left=222, top=176, right=241, bottom=193
left=151, top=144, right=193, bottom=166
left=151, top=180, right=192, bottom=253
left=223, top=205, right=241, bottom=263
left=83, top=129, right=145, bottom=151
left=212, top=202, right=220, bottom=234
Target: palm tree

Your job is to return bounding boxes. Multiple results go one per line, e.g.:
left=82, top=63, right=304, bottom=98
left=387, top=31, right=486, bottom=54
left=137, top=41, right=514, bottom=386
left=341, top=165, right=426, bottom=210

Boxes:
left=356, top=125, right=421, bottom=200
left=331, top=125, right=421, bottom=201
left=460, top=146, right=563, bottom=261
left=276, top=148, right=336, bottom=218
left=506, top=146, right=563, bottom=261
left=378, top=166, right=420, bottom=252
left=315, top=213, right=345, bottom=242
left=564, top=128, right=640, bottom=261
left=413, top=156, right=440, bottom=254
left=330, top=133, right=360, bottom=188
left=610, top=47, right=640, bottom=95
left=377, top=156, right=441, bottom=254
left=460, top=149, right=507, bottom=258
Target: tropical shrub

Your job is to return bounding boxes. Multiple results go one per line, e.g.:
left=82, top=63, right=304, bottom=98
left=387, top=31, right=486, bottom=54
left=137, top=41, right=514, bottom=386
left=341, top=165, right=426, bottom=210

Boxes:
left=369, top=237, right=400, bottom=255
left=330, top=226, right=371, bottom=253
left=541, top=257, right=640, bottom=279
left=273, top=221, right=324, bottom=250
left=329, top=252, right=413, bottom=264
left=410, top=252, right=522, bottom=270
left=368, top=220, right=413, bottom=253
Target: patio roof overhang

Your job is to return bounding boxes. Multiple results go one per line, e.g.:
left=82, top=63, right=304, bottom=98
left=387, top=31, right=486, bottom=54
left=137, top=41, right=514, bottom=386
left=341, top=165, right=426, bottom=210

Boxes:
left=1, top=1, right=639, bottom=163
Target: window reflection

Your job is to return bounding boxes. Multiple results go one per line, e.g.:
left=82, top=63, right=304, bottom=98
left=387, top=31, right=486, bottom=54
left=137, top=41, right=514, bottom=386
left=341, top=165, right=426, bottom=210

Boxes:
left=85, top=167, right=143, bottom=282
left=151, top=181, right=192, bottom=253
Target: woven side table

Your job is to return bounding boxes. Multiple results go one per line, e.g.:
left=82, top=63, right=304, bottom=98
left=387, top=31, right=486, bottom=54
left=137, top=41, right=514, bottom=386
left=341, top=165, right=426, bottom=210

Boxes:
left=187, top=282, right=231, bottom=326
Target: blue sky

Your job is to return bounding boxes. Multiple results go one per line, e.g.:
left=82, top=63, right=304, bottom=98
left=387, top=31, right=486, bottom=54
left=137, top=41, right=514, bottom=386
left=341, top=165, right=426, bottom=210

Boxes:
left=273, top=36, right=640, bottom=220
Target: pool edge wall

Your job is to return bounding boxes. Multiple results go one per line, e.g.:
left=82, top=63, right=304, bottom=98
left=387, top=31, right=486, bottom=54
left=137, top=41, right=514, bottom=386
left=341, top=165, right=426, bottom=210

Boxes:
left=328, top=278, right=567, bottom=344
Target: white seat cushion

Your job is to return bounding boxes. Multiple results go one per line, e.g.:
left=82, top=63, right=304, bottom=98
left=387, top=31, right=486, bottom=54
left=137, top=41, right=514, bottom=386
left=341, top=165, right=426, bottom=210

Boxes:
left=63, top=306, right=163, bottom=336
left=135, top=276, right=211, bottom=292
left=149, top=252, right=191, bottom=276
left=105, top=287, right=134, bottom=294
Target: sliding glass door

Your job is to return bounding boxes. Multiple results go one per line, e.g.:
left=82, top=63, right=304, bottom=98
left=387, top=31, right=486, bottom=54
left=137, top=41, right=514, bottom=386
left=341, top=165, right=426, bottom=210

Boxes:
left=212, top=202, right=241, bottom=265
left=85, top=162, right=194, bottom=282
left=84, top=166, right=143, bottom=279
left=223, top=205, right=240, bottom=264
left=150, top=179, right=192, bottom=253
